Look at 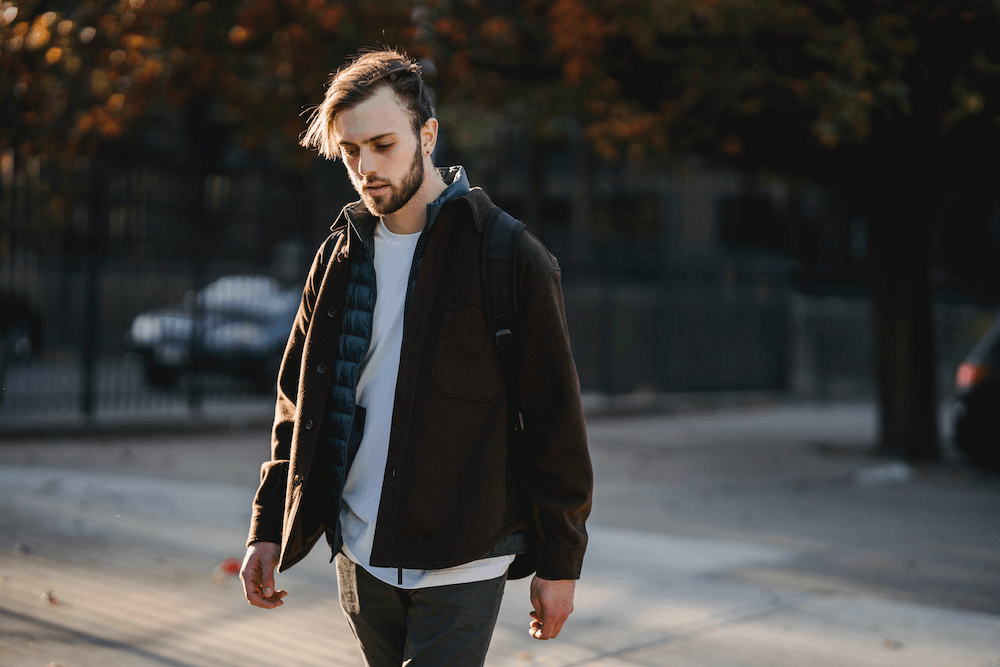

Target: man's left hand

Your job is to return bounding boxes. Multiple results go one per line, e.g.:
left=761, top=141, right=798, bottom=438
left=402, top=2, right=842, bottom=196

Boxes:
left=528, top=576, right=575, bottom=640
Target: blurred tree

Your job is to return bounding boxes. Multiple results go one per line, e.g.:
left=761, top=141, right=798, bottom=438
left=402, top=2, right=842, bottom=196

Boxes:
left=437, top=0, right=1000, bottom=462
left=5, top=0, right=998, bottom=460
left=0, top=0, right=413, bottom=171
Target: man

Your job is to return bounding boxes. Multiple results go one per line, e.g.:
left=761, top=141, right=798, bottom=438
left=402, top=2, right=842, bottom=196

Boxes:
left=240, top=48, right=592, bottom=667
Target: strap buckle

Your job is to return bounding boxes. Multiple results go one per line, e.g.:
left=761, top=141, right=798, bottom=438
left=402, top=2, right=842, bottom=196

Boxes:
left=495, top=328, right=514, bottom=349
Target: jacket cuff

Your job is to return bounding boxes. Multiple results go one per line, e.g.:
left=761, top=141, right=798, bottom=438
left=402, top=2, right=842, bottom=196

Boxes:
left=534, top=545, right=586, bottom=580
left=246, top=517, right=283, bottom=549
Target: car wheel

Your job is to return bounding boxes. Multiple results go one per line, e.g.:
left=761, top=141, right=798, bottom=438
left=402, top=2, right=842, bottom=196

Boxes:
left=144, top=358, right=181, bottom=388
left=2, top=320, right=35, bottom=361
left=953, top=406, right=1000, bottom=472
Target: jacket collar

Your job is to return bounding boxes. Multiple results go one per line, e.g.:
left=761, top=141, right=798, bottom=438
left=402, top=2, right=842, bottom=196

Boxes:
left=337, top=166, right=471, bottom=252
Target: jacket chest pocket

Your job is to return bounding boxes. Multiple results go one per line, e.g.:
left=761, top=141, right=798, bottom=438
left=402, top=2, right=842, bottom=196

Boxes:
left=431, top=303, right=502, bottom=402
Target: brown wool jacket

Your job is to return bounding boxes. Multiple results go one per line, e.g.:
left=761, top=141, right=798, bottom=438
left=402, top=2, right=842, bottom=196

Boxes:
left=247, top=187, right=593, bottom=580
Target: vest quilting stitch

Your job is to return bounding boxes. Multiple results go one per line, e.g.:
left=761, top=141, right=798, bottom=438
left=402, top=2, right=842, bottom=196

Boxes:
left=321, top=231, right=376, bottom=535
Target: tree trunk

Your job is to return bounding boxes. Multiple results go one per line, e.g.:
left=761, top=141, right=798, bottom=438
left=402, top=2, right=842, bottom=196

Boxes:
left=865, top=176, right=940, bottom=461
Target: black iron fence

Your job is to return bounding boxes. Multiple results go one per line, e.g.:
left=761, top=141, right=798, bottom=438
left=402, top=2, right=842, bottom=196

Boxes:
left=15, top=155, right=980, bottom=430
left=0, top=156, right=319, bottom=426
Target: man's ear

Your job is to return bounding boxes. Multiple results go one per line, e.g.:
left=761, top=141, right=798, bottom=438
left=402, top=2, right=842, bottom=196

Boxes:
left=420, top=118, right=439, bottom=156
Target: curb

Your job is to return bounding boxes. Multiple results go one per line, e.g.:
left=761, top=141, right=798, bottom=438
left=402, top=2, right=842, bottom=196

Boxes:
left=0, top=390, right=838, bottom=441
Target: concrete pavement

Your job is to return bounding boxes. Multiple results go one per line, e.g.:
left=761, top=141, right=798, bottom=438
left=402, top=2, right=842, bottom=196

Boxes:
left=1, top=401, right=999, bottom=666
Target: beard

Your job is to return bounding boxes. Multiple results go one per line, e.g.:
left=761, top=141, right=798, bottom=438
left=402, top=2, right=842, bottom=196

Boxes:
left=358, top=144, right=424, bottom=217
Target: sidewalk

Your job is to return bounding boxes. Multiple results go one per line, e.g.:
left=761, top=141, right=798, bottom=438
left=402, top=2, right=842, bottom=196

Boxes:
left=1, top=401, right=998, bottom=667
left=0, top=389, right=789, bottom=439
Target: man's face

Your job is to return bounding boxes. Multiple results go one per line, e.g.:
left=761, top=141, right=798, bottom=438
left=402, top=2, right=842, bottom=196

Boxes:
left=333, top=86, right=426, bottom=217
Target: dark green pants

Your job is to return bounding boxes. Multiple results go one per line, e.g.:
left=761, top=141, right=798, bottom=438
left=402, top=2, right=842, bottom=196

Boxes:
left=335, top=552, right=508, bottom=667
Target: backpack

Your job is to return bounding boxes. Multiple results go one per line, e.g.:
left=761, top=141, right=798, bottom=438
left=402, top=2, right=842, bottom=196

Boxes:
left=481, top=205, right=538, bottom=575
left=481, top=205, right=526, bottom=433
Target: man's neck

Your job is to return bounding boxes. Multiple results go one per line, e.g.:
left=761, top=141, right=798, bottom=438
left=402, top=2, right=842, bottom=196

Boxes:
left=381, top=166, right=448, bottom=235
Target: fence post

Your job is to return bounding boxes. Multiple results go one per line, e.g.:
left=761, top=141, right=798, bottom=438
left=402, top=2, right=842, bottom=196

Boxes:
left=186, top=170, right=211, bottom=415
left=80, top=162, right=106, bottom=421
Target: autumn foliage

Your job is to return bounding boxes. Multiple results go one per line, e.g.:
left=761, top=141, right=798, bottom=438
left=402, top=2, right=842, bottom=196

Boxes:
left=0, top=0, right=410, bottom=166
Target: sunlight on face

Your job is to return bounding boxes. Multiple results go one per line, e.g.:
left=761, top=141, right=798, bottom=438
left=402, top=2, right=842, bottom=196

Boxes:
left=333, top=86, right=425, bottom=217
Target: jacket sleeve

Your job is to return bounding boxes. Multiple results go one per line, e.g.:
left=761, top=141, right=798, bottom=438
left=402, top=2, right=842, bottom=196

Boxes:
left=513, top=242, right=593, bottom=580
left=246, top=237, right=331, bottom=547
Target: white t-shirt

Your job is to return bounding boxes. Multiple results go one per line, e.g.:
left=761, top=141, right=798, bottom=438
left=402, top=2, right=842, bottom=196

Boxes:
left=340, top=219, right=513, bottom=589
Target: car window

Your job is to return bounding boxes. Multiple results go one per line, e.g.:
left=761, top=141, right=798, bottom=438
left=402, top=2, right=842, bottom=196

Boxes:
left=197, top=276, right=297, bottom=317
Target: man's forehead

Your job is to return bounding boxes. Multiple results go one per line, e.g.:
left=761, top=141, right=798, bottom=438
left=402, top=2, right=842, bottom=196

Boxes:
left=333, top=87, right=412, bottom=145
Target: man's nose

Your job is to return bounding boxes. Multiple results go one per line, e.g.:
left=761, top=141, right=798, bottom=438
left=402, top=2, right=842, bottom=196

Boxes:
left=358, top=148, right=377, bottom=177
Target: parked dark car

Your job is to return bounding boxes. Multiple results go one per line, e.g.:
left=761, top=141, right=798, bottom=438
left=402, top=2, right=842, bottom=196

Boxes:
left=952, top=312, right=1000, bottom=471
left=0, top=291, right=44, bottom=362
left=127, top=275, right=299, bottom=391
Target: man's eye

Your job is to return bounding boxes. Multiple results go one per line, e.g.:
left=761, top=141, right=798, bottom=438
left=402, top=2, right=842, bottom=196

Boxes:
left=375, top=144, right=393, bottom=151
left=343, top=148, right=359, bottom=157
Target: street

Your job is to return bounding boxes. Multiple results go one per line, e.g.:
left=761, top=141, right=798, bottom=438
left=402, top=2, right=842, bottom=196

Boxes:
left=1, top=401, right=999, bottom=666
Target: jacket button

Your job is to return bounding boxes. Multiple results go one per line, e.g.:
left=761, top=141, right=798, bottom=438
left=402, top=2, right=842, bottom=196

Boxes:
left=292, top=474, right=303, bottom=486
left=327, top=307, right=338, bottom=318
left=304, top=419, right=314, bottom=430
left=316, top=363, right=327, bottom=374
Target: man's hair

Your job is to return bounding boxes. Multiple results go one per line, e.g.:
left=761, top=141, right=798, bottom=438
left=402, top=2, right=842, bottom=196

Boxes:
left=300, top=48, right=435, bottom=160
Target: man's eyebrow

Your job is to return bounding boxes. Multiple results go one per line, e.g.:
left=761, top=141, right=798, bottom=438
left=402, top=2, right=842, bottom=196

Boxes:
left=339, top=133, right=396, bottom=147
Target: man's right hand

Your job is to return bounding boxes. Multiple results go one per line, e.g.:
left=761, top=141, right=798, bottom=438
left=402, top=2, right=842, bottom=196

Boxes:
left=240, top=542, right=287, bottom=609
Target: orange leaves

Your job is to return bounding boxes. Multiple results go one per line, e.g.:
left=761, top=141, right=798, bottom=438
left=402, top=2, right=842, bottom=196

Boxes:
left=720, top=134, right=742, bottom=156
left=447, top=49, right=474, bottom=87
left=228, top=25, right=250, bottom=45
left=284, top=23, right=309, bottom=44
left=480, top=16, right=514, bottom=47
left=436, top=17, right=467, bottom=46
left=584, top=99, right=669, bottom=161
left=237, top=0, right=280, bottom=32
left=100, top=14, right=122, bottom=41
left=549, top=0, right=608, bottom=84
left=319, top=5, right=345, bottom=33
left=90, top=69, right=111, bottom=96
left=138, top=57, right=162, bottom=82
left=964, top=92, right=983, bottom=113
left=121, top=33, right=147, bottom=50
left=24, top=23, right=51, bottom=50
left=73, top=105, right=125, bottom=140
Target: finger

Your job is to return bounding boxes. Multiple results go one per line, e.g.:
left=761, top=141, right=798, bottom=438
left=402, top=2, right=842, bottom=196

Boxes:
left=249, top=587, right=286, bottom=609
left=529, top=612, right=543, bottom=639
left=540, top=610, right=569, bottom=640
left=530, top=590, right=543, bottom=617
left=241, top=566, right=260, bottom=603
left=240, top=554, right=261, bottom=591
left=261, top=563, right=276, bottom=599
left=246, top=588, right=277, bottom=608
left=530, top=618, right=551, bottom=640
left=242, top=567, right=285, bottom=609
left=267, top=589, right=288, bottom=602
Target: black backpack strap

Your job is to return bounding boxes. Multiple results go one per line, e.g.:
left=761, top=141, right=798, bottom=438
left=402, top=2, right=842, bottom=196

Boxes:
left=481, top=205, right=527, bottom=432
